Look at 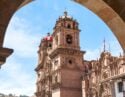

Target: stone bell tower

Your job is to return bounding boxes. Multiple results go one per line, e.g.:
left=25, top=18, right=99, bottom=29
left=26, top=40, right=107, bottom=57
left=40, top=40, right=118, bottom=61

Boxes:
left=52, top=11, right=80, bottom=50
left=50, top=11, right=85, bottom=97
left=35, top=11, right=85, bottom=97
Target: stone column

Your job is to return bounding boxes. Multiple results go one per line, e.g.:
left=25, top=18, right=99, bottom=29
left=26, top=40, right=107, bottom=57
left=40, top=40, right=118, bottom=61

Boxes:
left=0, top=0, right=32, bottom=68
left=82, top=80, right=86, bottom=97
left=123, top=78, right=125, bottom=97
left=110, top=80, right=116, bottom=97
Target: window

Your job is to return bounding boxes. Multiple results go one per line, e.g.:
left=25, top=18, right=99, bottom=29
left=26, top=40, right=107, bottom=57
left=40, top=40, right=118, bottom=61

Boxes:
left=69, top=60, right=72, bottom=64
left=48, top=43, right=52, bottom=47
left=67, top=24, right=71, bottom=29
left=117, top=82, right=123, bottom=92
left=66, top=34, right=72, bottom=44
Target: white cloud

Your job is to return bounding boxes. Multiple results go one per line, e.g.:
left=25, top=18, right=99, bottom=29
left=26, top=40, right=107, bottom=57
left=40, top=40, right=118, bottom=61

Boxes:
left=84, top=48, right=100, bottom=60
left=1, top=2, right=123, bottom=96
left=0, top=16, right=40, bottom=96
left=4, top=17, right=42, bottom=58
left=0, top=58, right=36, bottom=96
left=84, top=40, right=123, bottom=60
left=109, top=40, right=123, bottom=56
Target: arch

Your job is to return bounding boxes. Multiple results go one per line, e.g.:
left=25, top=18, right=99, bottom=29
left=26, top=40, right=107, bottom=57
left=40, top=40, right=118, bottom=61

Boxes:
left=74, top=0, right=125, bottom=51
left=0, top=0, right=32, bottom=47
left=0, top=0, right=32, bottom=67
left=67, top=23, right=71, bottom=29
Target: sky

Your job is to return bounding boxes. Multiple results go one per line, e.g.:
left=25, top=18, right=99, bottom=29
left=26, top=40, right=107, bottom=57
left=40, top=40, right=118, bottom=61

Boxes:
left=0, top=0, right=123, bottom=96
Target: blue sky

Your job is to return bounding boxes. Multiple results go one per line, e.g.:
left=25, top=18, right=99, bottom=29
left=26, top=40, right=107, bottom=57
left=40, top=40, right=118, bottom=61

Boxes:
left=0, top=0, right=123, bottom=96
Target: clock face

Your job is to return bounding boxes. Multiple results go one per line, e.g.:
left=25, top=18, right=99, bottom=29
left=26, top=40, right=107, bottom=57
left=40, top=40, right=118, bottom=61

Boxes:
left=66, top=34, right=72, bottom=44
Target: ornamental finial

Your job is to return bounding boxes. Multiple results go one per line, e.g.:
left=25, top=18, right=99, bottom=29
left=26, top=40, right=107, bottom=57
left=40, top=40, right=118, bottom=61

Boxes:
left=103, top=38, right=106, bottom=52
left=64, top=11, right=68, bottom=17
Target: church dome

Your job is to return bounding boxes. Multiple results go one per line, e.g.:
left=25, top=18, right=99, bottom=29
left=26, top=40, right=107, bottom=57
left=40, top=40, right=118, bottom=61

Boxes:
left=43, top=33, right=53, bottom=41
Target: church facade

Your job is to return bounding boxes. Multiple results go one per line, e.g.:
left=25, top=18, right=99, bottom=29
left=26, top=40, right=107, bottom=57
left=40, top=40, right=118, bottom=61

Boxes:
left=83, top=50, right=125, bottom=97
left=35, top=12, right=125, bottom=97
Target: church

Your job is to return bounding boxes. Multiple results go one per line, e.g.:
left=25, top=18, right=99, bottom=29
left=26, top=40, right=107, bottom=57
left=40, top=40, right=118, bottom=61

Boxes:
left=35, top=12, right=125, bottom=97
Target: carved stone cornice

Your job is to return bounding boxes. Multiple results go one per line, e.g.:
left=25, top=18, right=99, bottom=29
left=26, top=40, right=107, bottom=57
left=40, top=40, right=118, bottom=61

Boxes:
left=0, top=47, right=13, bottom=68
left=53, top=27, right=80, bottom=36
left=100, top=73, right=125, bottom=83
left=52, top=83, right=61, bottom=90
left=49, top=48, right=85, bottom=59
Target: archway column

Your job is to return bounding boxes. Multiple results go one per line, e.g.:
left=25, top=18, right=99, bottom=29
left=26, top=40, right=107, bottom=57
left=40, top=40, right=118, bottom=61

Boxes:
left=74, top=0, right=125, bottom=51
left=0, top=47, right=13, bottom=68
left=0, top=0, right=32, bottom=68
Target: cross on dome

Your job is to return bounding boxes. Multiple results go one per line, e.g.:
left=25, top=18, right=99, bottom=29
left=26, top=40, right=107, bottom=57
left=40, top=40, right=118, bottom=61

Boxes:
left=64, top=11, right=68, bottom=17
left=60, top=11, right=72, bottom=19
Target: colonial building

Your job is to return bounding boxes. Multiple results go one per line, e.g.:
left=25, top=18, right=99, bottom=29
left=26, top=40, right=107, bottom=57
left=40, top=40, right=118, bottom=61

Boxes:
left=35, top=12, right=125, bottom=97
left=35, top=11, right=85, bottom=97
left=82, top=48, right=125, bottom=97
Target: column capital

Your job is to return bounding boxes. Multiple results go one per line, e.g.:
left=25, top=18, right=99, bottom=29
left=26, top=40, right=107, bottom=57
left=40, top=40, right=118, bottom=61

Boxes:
left=0, top=47, right=13, bottom=68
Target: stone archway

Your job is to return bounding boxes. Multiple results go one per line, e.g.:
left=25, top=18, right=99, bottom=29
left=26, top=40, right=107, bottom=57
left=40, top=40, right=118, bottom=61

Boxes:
left=0, top=0, right=125, bottom=67
left=74, top=0, right=125, bottom=51
left=0, top=0, right=32, bottom=67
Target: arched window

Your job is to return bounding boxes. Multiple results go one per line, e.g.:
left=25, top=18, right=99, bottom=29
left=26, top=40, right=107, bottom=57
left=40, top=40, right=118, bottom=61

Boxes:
left=118, top=81, right=123, bottom=92
left=67, top=24, right=71, bottom=29
left=69, top=60, right=72, bottom=64
left=48, top=43, right=52, bottom=47
left=66, top=34, right=72, bottom=44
